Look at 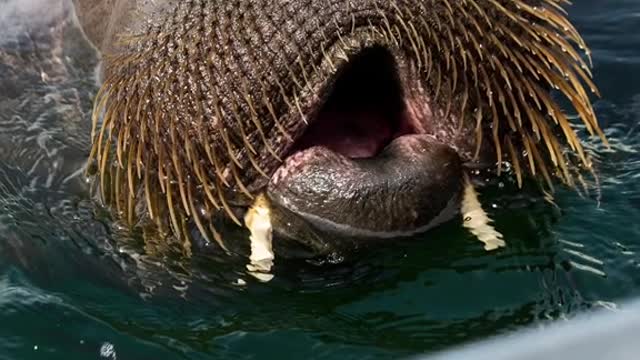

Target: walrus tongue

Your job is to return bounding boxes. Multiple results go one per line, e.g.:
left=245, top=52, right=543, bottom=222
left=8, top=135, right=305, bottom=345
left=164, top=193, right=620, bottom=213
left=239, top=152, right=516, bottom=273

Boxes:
left=266, top=134, right=463, bottom=238
left=289, top=107, right=411, bottom=159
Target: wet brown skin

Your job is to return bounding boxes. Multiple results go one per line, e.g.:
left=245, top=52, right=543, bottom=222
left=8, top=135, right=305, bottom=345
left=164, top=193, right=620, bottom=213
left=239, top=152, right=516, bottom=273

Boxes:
left=72, top=0, right=606, bottom=255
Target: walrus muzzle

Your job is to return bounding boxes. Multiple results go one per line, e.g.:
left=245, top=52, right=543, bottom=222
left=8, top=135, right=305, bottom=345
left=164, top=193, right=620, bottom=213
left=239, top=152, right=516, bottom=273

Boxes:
left=75, top=0, right=605, bottom=254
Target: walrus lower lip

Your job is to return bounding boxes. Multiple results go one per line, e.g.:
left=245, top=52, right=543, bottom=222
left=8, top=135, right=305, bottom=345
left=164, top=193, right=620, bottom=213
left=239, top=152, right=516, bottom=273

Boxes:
left=267, top=134, right=463, bottom=238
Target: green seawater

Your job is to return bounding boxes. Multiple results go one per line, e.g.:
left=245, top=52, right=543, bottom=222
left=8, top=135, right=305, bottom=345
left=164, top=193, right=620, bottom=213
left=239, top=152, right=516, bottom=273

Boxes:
left=1, top=0, right=639, bottom=359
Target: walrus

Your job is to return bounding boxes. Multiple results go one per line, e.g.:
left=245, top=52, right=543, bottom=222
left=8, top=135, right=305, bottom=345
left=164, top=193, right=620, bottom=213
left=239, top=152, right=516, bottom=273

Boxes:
left=71, top=0, right=607, bottom=259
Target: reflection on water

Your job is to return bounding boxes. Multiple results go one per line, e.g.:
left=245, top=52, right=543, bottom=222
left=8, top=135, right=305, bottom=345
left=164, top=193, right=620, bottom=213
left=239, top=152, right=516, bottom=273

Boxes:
left=1, top=0, right=639, bottom=359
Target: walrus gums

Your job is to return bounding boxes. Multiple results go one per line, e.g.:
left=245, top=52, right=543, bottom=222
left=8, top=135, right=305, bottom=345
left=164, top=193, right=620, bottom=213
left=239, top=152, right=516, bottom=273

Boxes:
left=73, top=0, right=607, bottom=259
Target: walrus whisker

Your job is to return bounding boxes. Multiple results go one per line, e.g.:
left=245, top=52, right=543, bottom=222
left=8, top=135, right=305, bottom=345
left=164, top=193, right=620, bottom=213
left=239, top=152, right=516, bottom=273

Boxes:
left=94, top=103, right=115, bottom=165
left=165, top=170, right=182, bottom=239
left=492, top=79, right=515, bottom=132
left=98, top=138, right=112, bottom=203
left=492, top=100, right=503, bottom=175
left=172, top=153, right=192, bottom=218
left=529, top=135, right=555, bottom=192
left=521, top=132, right=536, bottom=176
left=216, top=178, right=241, bottom=226
left=442, top=81, right=454, bottom=122
left=143, top=163, right=155, bottom=220
left=262, top=93, right=292, bottom=143
left=394, top=9, right=421, bottom=70
left=228, top=95, right=257, bottom=157
left=295, top=56, right=313, bottom=95
left=187, top=179, right=213, bottom=247
left=155, top=135, right=166, bottom=195
left=538, top=116, right=559, bottom=167
left=190, top=146, right=220, bottom=210
left=203, top=106, right=231, bottom=189
left=219, top=127, right=243, bottom=171
left=245, top=142, right=270, bottom=180
left=90, top=86, right=111, bottom=141
left=127, top=177, right=136, bottom=226
left=457, top=78, right=470, bottom=133
left=505, top=136, right=524, bottom=188
left=423, top=41, right=433, bottom=80
left=293, top=92, right=308, bottom=125
left=319, top=41, right=336, bottom=73
left=304, top=43, right=322, bottom=80
left=472, top=104, right=484, bottom=161
left=241, top=83, right=283, bottom=162
left=114, top=161, right=123, bottom=216
left=127, top=140, right=137, bottom=199
left=229, top=160, right=253, bottom=200
left=115, top=126, right=126, bottom=168
left=283, top=56, right=306, bottom=92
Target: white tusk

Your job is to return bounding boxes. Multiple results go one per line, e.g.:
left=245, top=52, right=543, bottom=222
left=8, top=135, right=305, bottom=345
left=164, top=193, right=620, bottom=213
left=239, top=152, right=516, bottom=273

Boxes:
left=461, top=175, right=506, bottom=251
left=244, top=193, right=275, bottom=282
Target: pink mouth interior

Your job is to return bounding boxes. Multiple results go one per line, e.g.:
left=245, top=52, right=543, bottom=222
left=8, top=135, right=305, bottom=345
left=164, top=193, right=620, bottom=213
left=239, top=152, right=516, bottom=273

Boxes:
left=291, top=47, right=416, bottom=159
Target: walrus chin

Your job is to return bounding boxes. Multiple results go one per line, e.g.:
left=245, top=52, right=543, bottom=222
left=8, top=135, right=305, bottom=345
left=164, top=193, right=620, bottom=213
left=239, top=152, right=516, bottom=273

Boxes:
left=265, top=45, right=464, bottom=238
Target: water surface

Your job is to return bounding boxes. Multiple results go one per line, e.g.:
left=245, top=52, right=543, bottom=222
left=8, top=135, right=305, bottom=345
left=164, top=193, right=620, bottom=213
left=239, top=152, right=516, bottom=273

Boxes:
left=1, top=1, right=639, bottom=359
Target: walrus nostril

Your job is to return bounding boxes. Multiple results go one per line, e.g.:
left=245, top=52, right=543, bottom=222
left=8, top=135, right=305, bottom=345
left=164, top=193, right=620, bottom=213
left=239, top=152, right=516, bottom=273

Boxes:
left=291, top=46, right=415, bottom=159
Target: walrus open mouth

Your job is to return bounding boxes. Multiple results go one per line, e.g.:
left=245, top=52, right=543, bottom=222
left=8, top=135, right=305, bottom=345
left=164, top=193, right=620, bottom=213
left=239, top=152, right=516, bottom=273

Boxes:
left=266, top=45, right=464, bottom=237
left=290, top=46, right=415, bottom=160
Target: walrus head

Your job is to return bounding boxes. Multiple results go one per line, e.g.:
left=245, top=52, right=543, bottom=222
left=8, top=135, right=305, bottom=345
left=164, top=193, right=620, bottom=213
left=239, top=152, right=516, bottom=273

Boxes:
left=75, top=0, right=606, bottom=254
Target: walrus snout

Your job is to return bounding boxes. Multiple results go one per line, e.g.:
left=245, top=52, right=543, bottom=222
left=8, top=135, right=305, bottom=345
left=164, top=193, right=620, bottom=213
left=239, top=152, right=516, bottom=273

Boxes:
left=75, top=0, right=605, bottom=253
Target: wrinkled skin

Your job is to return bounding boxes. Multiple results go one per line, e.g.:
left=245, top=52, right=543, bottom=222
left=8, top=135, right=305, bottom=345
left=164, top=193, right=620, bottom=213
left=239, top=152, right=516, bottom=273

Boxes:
left=70, top=0, right=602, bottom=255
